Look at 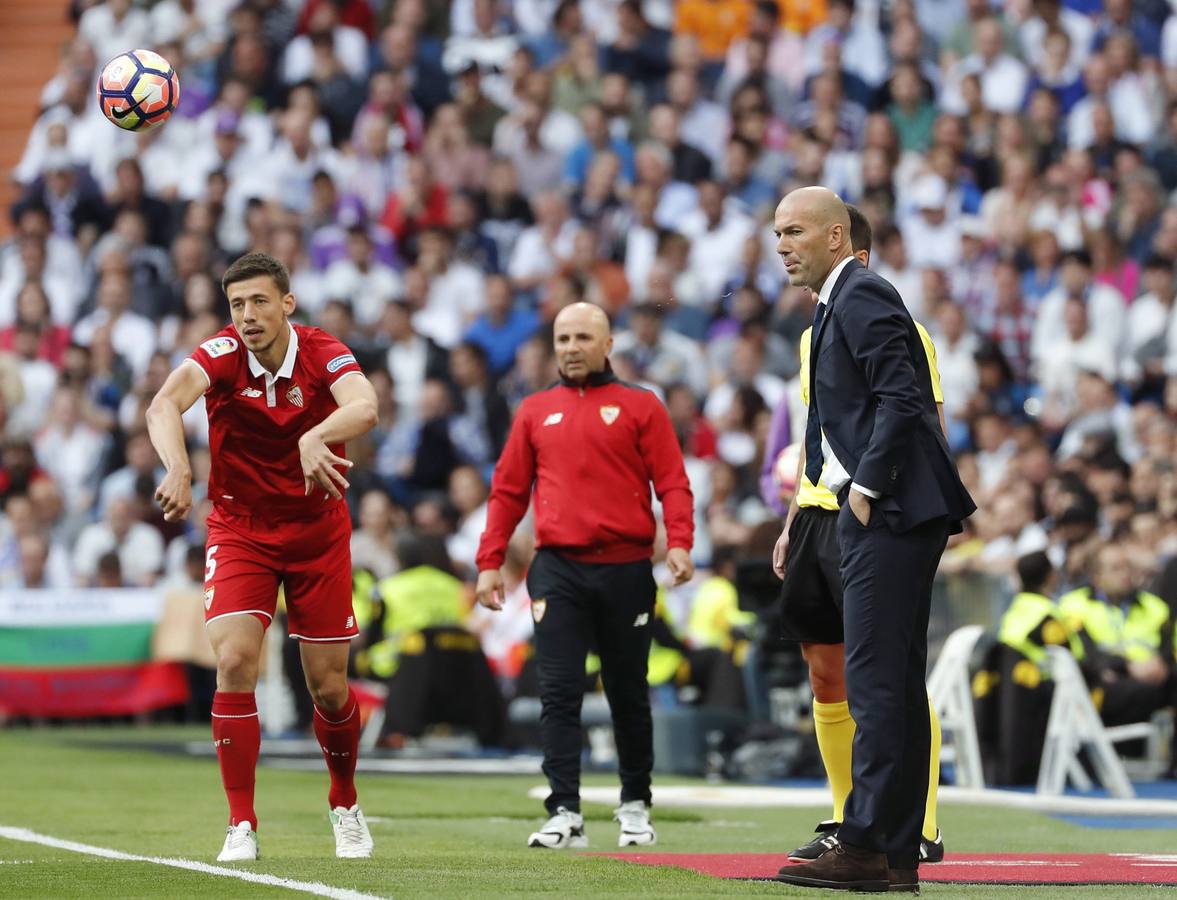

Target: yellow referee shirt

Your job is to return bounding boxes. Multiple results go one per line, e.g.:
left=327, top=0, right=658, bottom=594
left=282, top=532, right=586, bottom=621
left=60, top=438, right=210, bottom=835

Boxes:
left=797, top=321, right=944, bottom=510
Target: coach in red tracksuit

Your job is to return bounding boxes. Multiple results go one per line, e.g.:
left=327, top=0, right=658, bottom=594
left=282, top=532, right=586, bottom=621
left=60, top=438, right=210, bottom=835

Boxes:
left=476, top=302, right=694, bottom=849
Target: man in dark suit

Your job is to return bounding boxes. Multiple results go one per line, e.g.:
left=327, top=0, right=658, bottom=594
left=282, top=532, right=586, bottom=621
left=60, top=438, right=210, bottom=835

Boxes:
left=772, top=188, right=975, bottom=894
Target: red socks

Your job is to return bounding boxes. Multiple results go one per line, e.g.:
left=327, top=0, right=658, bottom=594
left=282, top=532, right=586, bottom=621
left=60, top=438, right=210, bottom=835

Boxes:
left=313, top=688, right=361, bottom=810
left=211, top=691, right=260, bottom=827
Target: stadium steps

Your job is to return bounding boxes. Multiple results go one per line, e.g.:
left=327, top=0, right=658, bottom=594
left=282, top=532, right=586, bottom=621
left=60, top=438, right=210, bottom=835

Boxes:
left=0, top=0, right=74, bottom=238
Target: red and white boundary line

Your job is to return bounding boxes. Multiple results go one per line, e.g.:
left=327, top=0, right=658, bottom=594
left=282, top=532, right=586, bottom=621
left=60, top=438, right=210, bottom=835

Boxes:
left=0, top=826, right=386, bottom=900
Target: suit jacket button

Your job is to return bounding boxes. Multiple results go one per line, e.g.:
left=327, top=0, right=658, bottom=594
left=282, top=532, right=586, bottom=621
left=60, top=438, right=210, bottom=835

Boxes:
left=890, top=467, right=898, bottom=480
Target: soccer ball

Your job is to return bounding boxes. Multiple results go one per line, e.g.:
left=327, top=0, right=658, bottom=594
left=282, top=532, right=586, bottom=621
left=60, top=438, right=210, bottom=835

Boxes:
left=773, top=442, right=801, bottom=496
left=97, top=50, right=180, bottom=132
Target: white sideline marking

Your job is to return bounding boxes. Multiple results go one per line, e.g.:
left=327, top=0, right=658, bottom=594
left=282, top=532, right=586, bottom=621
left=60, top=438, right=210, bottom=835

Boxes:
left=0, top=827, right=387, bottom=900
left=538, top=784, right=1177, bottom=817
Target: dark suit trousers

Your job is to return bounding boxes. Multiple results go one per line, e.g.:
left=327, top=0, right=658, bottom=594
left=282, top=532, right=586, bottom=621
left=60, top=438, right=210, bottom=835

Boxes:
left=835, top=503, right=949, bottom=868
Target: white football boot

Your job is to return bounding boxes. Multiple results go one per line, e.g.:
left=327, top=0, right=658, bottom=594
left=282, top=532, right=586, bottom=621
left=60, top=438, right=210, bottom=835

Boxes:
left=527, top=806, right=588, bottom=849
left=330, top=805, right=374, bottom=858
left=614, top=800, right=656, bottom=847
left=217, top=821, right=259, bottom=861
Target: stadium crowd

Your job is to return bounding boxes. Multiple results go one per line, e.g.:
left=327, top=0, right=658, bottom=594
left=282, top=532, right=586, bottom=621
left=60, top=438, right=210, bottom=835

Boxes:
left=3, top=0, right=1177, bottom=754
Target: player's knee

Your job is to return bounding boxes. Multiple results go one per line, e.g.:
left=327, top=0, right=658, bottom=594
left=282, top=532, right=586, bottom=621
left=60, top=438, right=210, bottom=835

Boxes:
left=216, top=644, right=260, bottom=691
left=308, top=676, right=349, bottom=712
left=802, top=645, right=846, bottom=703
left=808, top=669, right=847, bottom=703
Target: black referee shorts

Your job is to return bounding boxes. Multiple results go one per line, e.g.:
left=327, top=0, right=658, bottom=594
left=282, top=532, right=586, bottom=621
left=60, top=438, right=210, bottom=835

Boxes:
left=777, top=506, right=844, bottom=644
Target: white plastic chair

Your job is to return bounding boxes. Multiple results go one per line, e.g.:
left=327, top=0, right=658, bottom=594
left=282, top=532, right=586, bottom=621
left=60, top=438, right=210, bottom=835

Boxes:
left=1036, top=646, right=1138, bottom=799
left=926, top=624, right=987, bottom=790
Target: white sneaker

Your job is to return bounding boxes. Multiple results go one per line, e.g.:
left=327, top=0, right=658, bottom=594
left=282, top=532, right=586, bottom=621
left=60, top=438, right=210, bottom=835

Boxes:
left=217, top=821, right=259, bottom=861
left=527, top=806, right=588, bottom=849
left=330, top=805, right=374, bottom=858
left=614, top=801, right=656, bottom=847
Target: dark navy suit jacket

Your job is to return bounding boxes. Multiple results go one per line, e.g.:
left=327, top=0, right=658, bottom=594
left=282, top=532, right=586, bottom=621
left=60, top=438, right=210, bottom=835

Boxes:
left=811, top=259, right=976, bottom=534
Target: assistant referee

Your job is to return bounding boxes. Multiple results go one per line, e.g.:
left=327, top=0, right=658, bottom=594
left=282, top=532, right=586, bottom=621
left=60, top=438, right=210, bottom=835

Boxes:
left=475, top=302, right=695, bottom=851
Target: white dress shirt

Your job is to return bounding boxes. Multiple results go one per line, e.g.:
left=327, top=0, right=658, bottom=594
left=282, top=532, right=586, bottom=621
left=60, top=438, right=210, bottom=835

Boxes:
left=812, top=256, right=879, bottom=499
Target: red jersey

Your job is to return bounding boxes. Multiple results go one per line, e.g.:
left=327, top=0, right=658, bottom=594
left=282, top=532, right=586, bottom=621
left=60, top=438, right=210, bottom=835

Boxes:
left=475, top=369, right=694, bottom=571
left=187, top=323, right=364, bottom=523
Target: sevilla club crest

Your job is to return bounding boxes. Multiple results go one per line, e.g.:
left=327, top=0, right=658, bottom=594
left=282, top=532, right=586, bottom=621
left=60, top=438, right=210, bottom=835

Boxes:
left=532, top=598, right=546, bottom=623
left=286, top=384, right=304, bottom=408
left=204, top=587, right=215, bottom=610
left=599, top=405, right=620, bottom=425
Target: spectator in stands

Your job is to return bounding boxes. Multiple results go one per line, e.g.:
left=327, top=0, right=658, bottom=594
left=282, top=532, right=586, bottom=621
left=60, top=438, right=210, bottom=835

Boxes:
left=603, top=0, right=672, bottom=95
left=448, top=341, right=510, bottom=477
left=446, top=464, right=489, bottom=579
left=73, top=267, right=157, bottom=380
left=33, top=385, right=109, bottom=516
left=6, top=323, right=58, bottom=439
left=1060, top=542, right=1177, bottom=737
left=414, top=226, right=485, bottom=348
left=351, top=488, right=400, bottom=580
left=73, top=496, right=164, bottom=587
left=463, top=274, right=540, bottom=376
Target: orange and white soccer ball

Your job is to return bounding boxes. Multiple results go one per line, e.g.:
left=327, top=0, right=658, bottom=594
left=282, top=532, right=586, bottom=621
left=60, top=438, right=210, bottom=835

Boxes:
left=97, top=49, right=180, bottom=132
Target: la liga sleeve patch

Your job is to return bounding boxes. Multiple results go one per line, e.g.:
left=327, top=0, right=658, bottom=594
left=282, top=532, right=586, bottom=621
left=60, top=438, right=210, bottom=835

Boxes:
left=201, top=336, right=239, bottom=358
left=326, top=353, right=357, bottom=373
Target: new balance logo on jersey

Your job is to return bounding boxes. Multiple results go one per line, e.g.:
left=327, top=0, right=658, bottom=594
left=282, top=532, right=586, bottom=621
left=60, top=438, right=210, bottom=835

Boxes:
left=633, top=613, right=649, bottom=627
left=239, top=387, right=262, bottom=398
left=543, top=412, right=564, bottom=426
left=214, top=738, right=231, bottom=748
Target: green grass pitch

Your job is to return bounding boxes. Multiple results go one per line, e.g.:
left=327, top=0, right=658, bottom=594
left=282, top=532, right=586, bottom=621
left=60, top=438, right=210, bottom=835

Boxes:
left=0, top=726, right=1173, bottom=898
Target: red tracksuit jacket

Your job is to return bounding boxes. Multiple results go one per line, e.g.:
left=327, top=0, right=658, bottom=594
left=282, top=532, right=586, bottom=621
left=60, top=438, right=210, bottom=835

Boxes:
left=475, top=368, right=694, bottom=571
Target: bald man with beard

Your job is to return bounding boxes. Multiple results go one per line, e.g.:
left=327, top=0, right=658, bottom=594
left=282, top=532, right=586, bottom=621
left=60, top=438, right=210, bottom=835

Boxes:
left=475, top=302, right=695, bottom=851
left=772, top=189, right=975, bottom=894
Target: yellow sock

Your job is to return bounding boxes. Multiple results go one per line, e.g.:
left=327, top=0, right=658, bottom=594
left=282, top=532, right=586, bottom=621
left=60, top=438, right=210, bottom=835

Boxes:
left=813, top=699, right=856, bottom=822
left=923, top=696, right=941, bottom=841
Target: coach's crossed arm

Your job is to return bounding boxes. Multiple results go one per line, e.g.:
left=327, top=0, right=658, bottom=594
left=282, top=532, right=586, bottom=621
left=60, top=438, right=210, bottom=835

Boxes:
left=298, top=373, right=379, bottom=499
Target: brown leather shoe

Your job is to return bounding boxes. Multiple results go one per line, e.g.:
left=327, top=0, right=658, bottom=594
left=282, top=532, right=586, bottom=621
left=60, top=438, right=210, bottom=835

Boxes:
left=775, top=840, right=889, bottom=892
left=888, top=869, right=920, bottom=894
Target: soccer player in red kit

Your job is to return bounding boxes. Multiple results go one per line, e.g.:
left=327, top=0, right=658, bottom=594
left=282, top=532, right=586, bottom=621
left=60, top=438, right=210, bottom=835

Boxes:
left=146, top=253, right=378, bottom=862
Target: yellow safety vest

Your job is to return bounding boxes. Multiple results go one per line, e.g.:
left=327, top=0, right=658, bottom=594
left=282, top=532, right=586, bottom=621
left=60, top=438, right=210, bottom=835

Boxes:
left=1057, top=586, right=1174, bottom=663
left=997, top=591, right=1083, bottom=669
left=366, top=566, right=467, bottom=678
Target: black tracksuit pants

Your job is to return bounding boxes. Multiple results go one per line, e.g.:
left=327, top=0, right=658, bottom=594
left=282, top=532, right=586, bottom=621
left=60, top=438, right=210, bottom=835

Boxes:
left=527, top=548, right=657, bottom=815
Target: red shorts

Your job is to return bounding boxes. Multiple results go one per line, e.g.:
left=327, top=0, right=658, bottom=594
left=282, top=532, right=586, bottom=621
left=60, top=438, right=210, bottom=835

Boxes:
left=203, top=504, right=358, bottom=643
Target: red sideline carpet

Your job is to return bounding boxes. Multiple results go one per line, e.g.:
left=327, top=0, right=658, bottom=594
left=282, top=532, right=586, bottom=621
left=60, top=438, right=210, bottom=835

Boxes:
left=599, top=853, right=1177, bottom=885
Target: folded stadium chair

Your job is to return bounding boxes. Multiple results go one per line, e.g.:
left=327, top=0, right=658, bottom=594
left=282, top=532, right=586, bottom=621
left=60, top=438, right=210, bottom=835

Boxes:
left=1036, top=646, right=1172, bottom=799
left=926, top=624, right=987, bottom=790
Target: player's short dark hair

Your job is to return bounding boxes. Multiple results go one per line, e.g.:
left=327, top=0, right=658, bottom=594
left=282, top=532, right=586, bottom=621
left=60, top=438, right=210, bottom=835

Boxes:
left=845, top=203, right=872, bottom=256
left=1016, top=551, right=1053, bottom=595
left=222, top=252, right=291, bottom=296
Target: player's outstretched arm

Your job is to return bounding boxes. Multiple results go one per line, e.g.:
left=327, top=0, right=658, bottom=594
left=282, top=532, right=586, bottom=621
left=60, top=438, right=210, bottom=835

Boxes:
left=299, top=373, right=378, bottom=499
left=146, top=360, right=207, bottom=522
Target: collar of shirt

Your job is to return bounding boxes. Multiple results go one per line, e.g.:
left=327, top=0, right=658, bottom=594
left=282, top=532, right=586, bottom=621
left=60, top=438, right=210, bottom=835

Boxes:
left=247, top=322, right=299, bottom=387
left=816, top=255, right=856, bottom=308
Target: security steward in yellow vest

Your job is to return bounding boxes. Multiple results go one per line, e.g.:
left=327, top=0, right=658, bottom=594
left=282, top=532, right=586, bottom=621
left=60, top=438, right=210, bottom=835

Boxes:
left=366, top=559, right=466, bottom=679
left=1057, top=541, right=1176, bottom=735
left=976, top=551, right=1081, bottom=784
